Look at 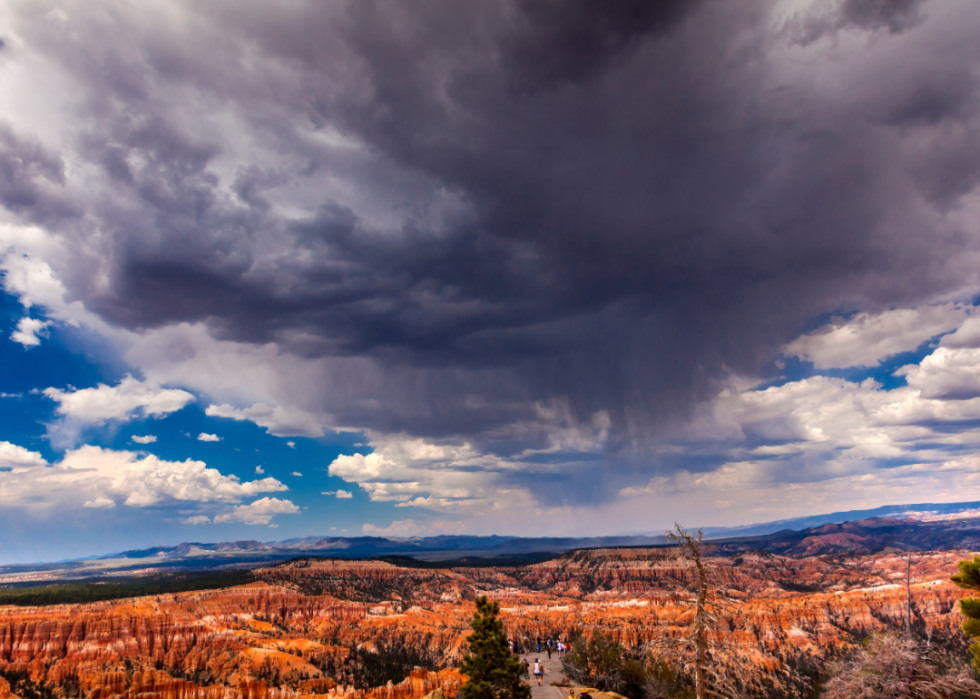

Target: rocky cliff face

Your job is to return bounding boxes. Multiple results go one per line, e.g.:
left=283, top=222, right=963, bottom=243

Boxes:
left=0, top=548, right=974, bottom=699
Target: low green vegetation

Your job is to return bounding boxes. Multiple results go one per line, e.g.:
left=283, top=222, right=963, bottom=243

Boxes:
left=562, top=630, right=694, bottom=699
left=305, top=638, right=438, bottom=690
left=349, top=643, right=438, bottom=690
left=0, top=668, right=71, bottom=699
left=0, top=569, right=255, bottom=606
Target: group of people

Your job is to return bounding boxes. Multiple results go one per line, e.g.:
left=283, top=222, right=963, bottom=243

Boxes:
left=527, top=637, right=567, bottom=656
left=513, top=637, right=571, bottom=688
left=539, top=637, right=568, bottom=660
left=518, top=657, right=545, bottom=687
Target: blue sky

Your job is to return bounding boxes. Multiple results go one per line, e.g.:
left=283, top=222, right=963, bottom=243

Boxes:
left=0, top=289, right=394, bottom=563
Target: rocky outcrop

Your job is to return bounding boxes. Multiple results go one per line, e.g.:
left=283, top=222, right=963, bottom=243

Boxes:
left=0, top=549, right=974, bottom=699
left=255, top=561, right=468, bottom=607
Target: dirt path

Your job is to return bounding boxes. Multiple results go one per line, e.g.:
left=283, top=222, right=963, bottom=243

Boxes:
left=519, top=649, right=574, bottom=699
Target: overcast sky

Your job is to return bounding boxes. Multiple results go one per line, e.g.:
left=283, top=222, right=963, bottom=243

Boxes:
left=2, top=0, right=980, bottom=563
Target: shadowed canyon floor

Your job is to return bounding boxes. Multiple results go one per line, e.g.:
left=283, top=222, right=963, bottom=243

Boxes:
left=0, top=547, right=976, bottom=699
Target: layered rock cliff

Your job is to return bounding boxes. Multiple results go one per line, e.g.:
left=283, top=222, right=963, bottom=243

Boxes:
left=0, top=548, right=974, bottom=699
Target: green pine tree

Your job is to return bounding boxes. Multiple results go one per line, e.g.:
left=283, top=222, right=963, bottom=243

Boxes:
left=952, top=555, right=980, bottom=670
left=459, top=596, right=531, bottom=699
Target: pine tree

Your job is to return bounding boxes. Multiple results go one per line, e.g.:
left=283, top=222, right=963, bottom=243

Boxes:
left=459, top=596, right=530, bottom=699
left=951, top=555, right=980, bottom=671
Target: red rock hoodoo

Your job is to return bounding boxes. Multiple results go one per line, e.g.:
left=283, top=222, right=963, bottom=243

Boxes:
left=0, top=548, right=973, bottom=699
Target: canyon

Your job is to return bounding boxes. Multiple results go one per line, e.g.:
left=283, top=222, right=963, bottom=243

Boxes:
left=0, top=542, right=976, bottom=699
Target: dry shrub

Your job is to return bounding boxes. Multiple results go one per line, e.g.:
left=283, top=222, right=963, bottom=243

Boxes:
left=822, top=633, right=980, bottom=699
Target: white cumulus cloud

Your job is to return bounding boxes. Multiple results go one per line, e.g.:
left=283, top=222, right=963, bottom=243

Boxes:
left=197, top=433, right=221, bottom=442
left=940, top=316, right=980, bottom=349
left=10, top=317, right=49, bottom=347
left=255, top=465, right=265, bottom=474
left=328, top=436, right=528, bottom=512
left=784, top=304, right=971, bottom=369
left=322, top=489, right=353, bottom=499
left=0, top=444, right=288, bottom=510
left=0, top=441, right=47, bottom=469
left=362, top=518, right=461, bottom=537
left=206, top=402, right=325, bottom=438
left=290, top=471, right=302, bottom=477
left=43, top=376, right=194, bottom=449
left=45, top=376, right=194, bottom=423
left=214, top=497, right=299, bottom=525
left=131, top=435, right=157, bottom=444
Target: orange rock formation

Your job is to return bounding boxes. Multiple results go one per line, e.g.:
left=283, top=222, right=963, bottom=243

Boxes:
left=0, top=548, right=973, bottom=699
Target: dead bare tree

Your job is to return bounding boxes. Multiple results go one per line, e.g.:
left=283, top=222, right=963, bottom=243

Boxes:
left=669, top=525, right=709, bottom=699
left=653, top=524, right=752, bottom=699
left=905, top=552, right=913, bottom=639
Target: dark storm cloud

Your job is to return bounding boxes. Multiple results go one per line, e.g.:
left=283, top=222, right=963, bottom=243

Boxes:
left=5, top=0, right=980, bottom=502
left=500, top=0, right=700, bottom=90
left=785, top=0, right=928, bottom=45
left=0, top=124, right=74, bottom=223
left=840, top=0, right=926, bottom=34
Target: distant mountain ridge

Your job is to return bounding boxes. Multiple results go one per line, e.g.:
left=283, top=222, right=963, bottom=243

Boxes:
left=706, top=515, right=980, bottom=557
left=108, top=533, right=664, bottom=562
left=699, top=499, right=980, bottom=538
left=3, top=500, right=980, bottom=581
